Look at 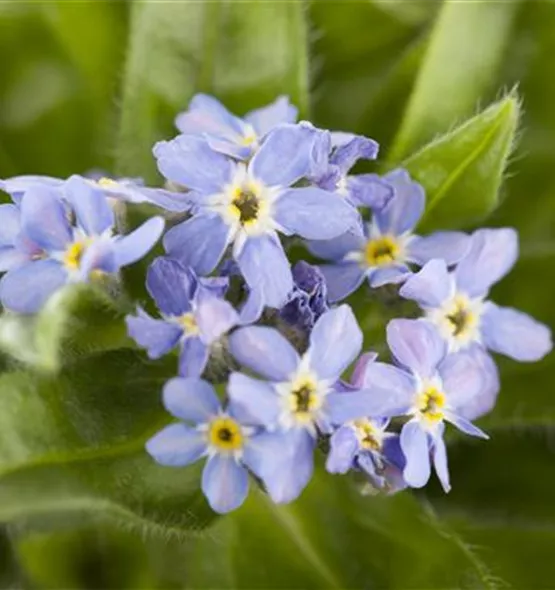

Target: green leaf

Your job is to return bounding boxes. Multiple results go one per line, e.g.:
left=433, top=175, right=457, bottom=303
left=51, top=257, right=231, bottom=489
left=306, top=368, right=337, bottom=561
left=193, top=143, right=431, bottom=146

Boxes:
left=402, top=94, right=520, bottom=231
left=0, top=352, right=214, bottom=535
left=0, top=284, right=131, bottom=373
left=389, top=1, right=518, bottom=161
left=117, top=1, right=309, bottom=181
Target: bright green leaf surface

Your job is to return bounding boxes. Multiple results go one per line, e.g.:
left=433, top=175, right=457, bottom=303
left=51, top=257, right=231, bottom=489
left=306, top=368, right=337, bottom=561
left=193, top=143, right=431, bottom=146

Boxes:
left=389, top=1, right=518, bottom=162
left=117, top=1, right=309, bottom=181
left=403, top=95, right=519, bottom=231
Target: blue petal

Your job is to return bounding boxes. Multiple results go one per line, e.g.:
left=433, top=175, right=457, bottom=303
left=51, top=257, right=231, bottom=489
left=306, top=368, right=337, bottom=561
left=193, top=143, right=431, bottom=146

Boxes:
left=0, top=204, right=21, bottom=247
left=374, top=169, right=425, bottom=235
left=194, top=288, right=239, bottom=344
left=347, top=174, right=393, bottom=209
left=178, top=337, right=210, bottom=378
left=201, top=454, right=249, bottom=514
left=0, top=248, right=29, bottom=273
left=400, top=421, right=431, bottom=488
left=455, top=228, right=518, bottom=298
left=79, top=238, right=117, bottom=277
left=386, top=319, right=446, bottom=379
left=431, top=431, right=450, bottom=493
left=249, top=123, right=321, bottom=187
left=228, top=325, right=300, bottom=380
left=239, top=286, right=265, bottom=325
left=326, top=387, right=410, bottom=423
left=308, top=305, right=362, bottom=380
left=0, top=175, right=64, bottom=203
left=445, top=412, right=488, bottom=440
left=146, top=257, right=194, bottom=316
left=162, top=377, right=220, bottom=423
left=0, top=260, right=67, bottom=314
left=164, top=214, right=230, bottom=275
left=319, top=263, right=365, bottom=303
left=20, top=187, right=72, bottom=252
left=127, top=186, right=190, bottom=212
left=246, top=429, right=315, bottom=504
left=153, top=135, right=234, bottom=193
left=406, top=231, right=470, bottom=266
left=368, top=264, right=411, bottom=288
left=274, top=187, right=359, bottom=240
left=236, top=233, right=292, bottom=309
left=177, top=93, right=247, bottom=138
left=114, top=216, right=164, bottom=267
left=65, top=175, right=114, bottom=235
left=307, top=228, right=365, bottom=262
left=358, top=361, right=416, bottom=412
left=350, top=351, right=379, bottom=388
left=326, top=426, right=359, bottom=474
left=245, top=96, right=298, bottom=137
left=125, top=309, right=182, bottom=358
left=146, top=423, right=206, bottom=467
left=227, top=372, right=279, bottom=427
left=330, top=135, right=379, bottom=173
left=399, top=259, right=452, bottom=308
left=481, top=302, right=552, bottom=362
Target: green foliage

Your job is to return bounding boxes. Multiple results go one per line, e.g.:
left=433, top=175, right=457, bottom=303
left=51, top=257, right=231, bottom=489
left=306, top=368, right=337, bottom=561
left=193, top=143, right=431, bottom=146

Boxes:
left=0, top=1, right=554, bottom=588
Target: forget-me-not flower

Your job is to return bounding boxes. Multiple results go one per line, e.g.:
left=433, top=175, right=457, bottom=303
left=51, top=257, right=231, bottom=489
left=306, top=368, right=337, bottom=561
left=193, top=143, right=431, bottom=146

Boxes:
left=175, top=93, right=298, bottom=160
left=126, top=257, right=238, bottom=377
left=358, top=319, right=497, bottom=492
left=154, top=124, right=359, bottom=308
left=0, top=176, right=164, bottom=313
left=227, top=305, right=387, bottom=503
left=147, top=377, right=269, bottom=514
left=399, top=228, right=553, bottom=361
left=309, top=169, right=470, bottom=302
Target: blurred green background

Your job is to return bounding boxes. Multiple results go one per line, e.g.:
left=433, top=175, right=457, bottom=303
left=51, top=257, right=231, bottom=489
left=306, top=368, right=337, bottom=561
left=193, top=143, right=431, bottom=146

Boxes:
left=0, top=1, right=554, bottom=588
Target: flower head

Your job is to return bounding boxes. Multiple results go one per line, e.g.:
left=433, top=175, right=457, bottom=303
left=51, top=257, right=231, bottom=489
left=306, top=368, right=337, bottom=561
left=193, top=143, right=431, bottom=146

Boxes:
left=309, top=169, right=470, bottom=302
left=0, top=176, right=164, bottom=313
left=357, top=319, right=497, bottom=492
left=227, top=305, right=383, bottom=503
left=175, top=93, right=298, bottom=160
left=146, top=377, right=268, bottom=514
left=399, top=228, right=553, bottom=362
left=154, top=124, right=359, bottom=308
left=126, top=257, right=238, bottom=377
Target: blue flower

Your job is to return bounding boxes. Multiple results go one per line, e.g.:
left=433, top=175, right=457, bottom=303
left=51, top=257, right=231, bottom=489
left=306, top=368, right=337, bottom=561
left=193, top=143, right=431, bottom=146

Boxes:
left=146, top=377, right=270, bottom=514
left=325, top=353, right=406, bottom=492
left=312, top=132, right=392, bottom=209
left=0, top=176, right=164, bottom=314
left=358, top=319, right=496, bottom=492
left=279, top=261, right=329, bottom=331
left=399, top=228, right=553, bottom=362
left=308, top=169, right=470, bottom=302
left=175, top=93, right=298, bottom=160
left=126, top=257, right=238, bottom=377
left=0, top=173, right=187, bottom=212
left=227, top=305, right=385, bottom=503
left=154, top=124, right=359, bottom=308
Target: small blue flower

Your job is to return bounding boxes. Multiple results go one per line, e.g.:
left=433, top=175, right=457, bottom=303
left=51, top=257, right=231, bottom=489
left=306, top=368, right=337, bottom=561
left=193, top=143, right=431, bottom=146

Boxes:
left=358, top=319, right=496, bottom=492
left=279, top=261, right=329, bottom=331
left=146, top=377, right=270, bottom=514
left=312, top=132, right=392, bottom=209
left=309, top=169, right=470, bottom=302
left=227, top=305, right=385, bottom=503
left=0, top=176, right=164, bottom=314
left=0, top=173, right=187, bottom=212
left=126, top=257, right=238, bottom=377
left=325, top=353, right=406, bottom=492
left=399, top=228, right=553, bottom=362
left=154, top=124, right=359, bottom=308
left=175, top=93, right=298, bottom=160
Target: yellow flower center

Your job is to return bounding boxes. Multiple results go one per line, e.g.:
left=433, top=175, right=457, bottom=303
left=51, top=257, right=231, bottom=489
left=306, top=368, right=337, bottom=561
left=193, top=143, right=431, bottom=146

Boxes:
left=97, top=177, right=118, bottom=188
left=417, top=387, right=446, bottom=423
left=444, top=297, right=477, bottom=338
left=287, top=378, right=322, bottom=425
left=241, top=133, right=257, bottom=146
left=207, top=417, right=244, bottom=452
left=177, top=312, right=199, bottom=336
left=231, top=187, right=260, bottom=225
left=364, top=235, right=400, bottom=267
left=353, top=419, right=382, bottom=451
left=63, top=241, right=87, bottom=271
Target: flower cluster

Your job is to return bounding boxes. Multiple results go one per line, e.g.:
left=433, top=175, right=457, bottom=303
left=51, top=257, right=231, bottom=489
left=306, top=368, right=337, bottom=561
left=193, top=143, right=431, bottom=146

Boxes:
left=1, top=95, right=551, bottom=514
